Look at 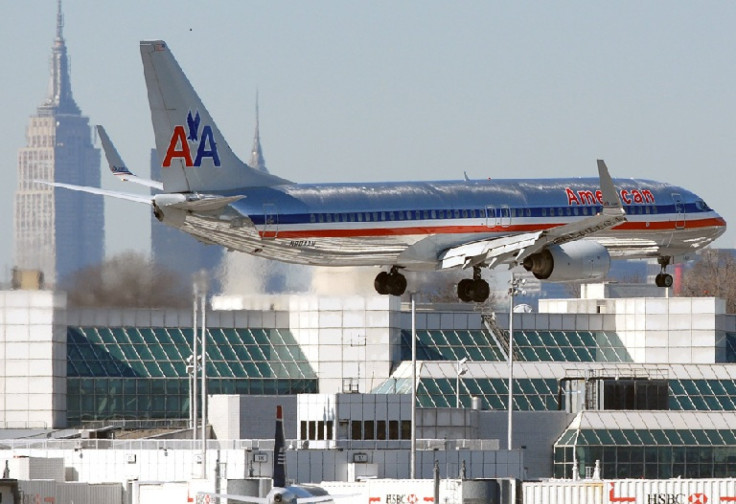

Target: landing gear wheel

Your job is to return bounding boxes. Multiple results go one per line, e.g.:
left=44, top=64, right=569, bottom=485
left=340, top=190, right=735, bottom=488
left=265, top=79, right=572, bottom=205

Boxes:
left=457, top=279, right=474, bottom=303
left=457, top=275, right=490, bottom=303
left=374, top=268, right=407, bottom=297
left=387, top=271, right=407, bottom=296
left=655, top=257, right=674, bottom=288
left=472, top=279, right=490, bottom=303
left=374, top=271, right=390, bottom=295
left=655, top=273, right=673, bottom=288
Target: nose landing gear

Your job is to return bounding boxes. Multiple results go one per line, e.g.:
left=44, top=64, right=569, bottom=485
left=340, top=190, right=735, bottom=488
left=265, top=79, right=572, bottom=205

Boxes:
left=457, top=266, right=490, bottom=303
left=374, top=267, right=407, bottom=296
left=655, top=256, right=674, bottom=288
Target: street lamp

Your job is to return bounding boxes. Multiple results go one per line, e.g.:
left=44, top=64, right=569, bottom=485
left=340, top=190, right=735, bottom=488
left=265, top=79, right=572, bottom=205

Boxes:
left=456, top=357, right=468, bottom=408
left=507, top=275, right=525, bottom=450
left=410, top=292, right=416, bottom=479
left=192, top=270, right=209, bottom=477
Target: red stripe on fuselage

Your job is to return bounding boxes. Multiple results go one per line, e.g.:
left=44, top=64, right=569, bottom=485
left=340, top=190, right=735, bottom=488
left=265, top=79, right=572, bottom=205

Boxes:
left=258, top=217, right=725, bottom=239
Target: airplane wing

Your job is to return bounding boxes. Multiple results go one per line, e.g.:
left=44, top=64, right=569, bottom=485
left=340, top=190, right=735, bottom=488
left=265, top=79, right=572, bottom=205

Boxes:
left=97, top=125, right=164, bottom=190
left=439, top=159, right=627, bottom=270
left=34, top=180, right=153, bottom=205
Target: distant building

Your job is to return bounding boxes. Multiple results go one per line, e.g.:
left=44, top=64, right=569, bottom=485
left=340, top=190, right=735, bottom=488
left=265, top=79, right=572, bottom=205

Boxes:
left=249, top=93, right=270, bottom=174
left=13, top=2, right=103, bottom=287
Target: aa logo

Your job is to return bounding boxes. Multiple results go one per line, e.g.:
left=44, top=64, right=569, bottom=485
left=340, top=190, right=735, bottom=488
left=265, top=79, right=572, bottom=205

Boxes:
left=163, top=111, right=220, bottom=167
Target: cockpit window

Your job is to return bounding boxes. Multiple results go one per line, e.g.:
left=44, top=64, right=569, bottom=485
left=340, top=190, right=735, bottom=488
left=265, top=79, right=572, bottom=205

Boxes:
left=695, top=199, right=711, bottom=211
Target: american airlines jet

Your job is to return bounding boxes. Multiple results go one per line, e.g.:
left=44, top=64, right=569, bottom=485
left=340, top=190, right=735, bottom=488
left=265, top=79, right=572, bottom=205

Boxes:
left=51, top=40, right=726, bottom=302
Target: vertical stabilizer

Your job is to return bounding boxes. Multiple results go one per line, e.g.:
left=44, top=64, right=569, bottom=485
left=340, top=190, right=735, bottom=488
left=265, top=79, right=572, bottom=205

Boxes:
left=140, top=40, right=290, bottom=193
left=273, top=405, right=287, bottom=488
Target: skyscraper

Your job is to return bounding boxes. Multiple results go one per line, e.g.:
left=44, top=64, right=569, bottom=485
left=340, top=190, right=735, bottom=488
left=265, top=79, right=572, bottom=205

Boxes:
left=13, top=2, right=103, bottom=287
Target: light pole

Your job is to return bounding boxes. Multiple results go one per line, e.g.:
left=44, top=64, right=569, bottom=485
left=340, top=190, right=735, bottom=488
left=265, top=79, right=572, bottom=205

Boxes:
left=410, top=292, right=416, bottom=479
left=456, top=357, right=468, bottom=408
left=507, top=275, right=525, bottom=450
left=192, top=270, right=209, bottom=477
left=192, top=281, right=199, bottom=440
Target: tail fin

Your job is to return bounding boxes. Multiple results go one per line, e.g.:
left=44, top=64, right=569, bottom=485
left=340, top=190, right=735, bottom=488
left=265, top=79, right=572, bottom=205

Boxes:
left=273, top=405, right=287, bottom=488
left=140, top=40, right=291, bottom=193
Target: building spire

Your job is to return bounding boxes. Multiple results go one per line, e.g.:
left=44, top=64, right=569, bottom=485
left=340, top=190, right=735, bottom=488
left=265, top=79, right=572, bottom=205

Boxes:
left=56, top=0, right=63, bottom=39
left=39, top=0, right=80, bottom=115
left=249, top=91, right=269, bottom=173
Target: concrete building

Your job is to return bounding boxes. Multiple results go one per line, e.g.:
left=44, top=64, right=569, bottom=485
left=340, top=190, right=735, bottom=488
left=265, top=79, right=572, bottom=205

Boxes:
left=13, top=2, right=103, bottom=287
left=0, top=281, right=735, bottom=494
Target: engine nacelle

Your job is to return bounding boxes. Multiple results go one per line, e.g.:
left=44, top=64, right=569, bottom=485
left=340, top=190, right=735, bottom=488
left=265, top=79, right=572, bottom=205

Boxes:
left=522, top=241, right=610, bottom=282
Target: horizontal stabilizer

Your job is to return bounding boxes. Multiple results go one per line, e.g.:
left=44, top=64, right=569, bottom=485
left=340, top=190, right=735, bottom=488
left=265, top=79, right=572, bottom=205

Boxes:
left=166, top=195, right=244, bottom=212
left=34, top=180, right=152, bottom=205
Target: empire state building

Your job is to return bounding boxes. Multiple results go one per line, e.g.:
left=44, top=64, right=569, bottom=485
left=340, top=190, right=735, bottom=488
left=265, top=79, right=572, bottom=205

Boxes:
left=14, top=2, right=103, bottom=287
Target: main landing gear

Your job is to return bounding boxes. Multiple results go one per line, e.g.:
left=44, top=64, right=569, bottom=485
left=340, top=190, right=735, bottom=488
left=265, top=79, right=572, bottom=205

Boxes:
left=374, top=267, right=407, bottom=296
left=457, top=266, right=490, bottom=303
left=655, top=256, right=674, bottom=288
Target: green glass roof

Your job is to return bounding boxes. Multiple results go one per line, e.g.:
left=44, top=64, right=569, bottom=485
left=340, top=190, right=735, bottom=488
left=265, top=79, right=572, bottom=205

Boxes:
left=68, top=326, right=316, bottom=380
left=558, top=428, right=736, bottom=447
left=401, top=329, right=631, bottom=362
left=372, top=377, right=559, bottom=410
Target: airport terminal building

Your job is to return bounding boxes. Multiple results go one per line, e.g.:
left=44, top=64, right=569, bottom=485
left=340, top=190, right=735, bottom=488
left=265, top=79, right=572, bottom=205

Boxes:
left=2, top=283, right=736, bottom=490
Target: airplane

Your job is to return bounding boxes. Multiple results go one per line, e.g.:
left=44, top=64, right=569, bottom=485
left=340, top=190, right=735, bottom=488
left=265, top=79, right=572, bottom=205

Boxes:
left=48, top=40, right=726, bottom=302
left=197, top=405, right=334, bottom=504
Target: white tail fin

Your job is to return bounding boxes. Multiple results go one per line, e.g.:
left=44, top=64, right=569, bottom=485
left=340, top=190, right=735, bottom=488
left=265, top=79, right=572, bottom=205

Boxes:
left=140, top=40, right=290, bottom=193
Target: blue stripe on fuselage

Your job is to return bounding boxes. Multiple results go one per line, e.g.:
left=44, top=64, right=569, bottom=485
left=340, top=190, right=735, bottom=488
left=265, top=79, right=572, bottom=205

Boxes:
left=224, top=177, right=710, bottom=227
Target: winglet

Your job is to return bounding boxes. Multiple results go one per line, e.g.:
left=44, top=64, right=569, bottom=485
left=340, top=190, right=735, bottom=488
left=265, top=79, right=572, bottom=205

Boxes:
left=97, top=125, right=132, bottom=179
left=97, top=125, right=164, bottom=190
left=596, top=159, right=624, bottom=212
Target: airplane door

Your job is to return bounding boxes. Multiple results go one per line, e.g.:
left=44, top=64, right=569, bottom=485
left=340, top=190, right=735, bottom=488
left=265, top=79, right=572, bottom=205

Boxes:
left=485, top=205, right=511, bottom=228
left=672, top=193, right=685, bottom=230
left=262, top=203, right=278, bottom=239
left=485, top=206, right=497, bottom=228
left=500, top=205, right=511, bottom=227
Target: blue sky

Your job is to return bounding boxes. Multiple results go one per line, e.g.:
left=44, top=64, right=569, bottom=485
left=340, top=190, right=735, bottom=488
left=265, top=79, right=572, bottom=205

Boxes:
left=1, top=1, right=735, bottom=279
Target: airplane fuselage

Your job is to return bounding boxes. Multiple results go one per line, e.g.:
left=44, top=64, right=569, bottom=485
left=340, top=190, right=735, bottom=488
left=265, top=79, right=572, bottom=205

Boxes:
left=170, top=176, right=725, bottom=271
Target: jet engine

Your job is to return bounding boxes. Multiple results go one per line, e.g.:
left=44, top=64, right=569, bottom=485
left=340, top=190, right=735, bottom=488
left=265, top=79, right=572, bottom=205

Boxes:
left=522, top=241, right=610, bottom=282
